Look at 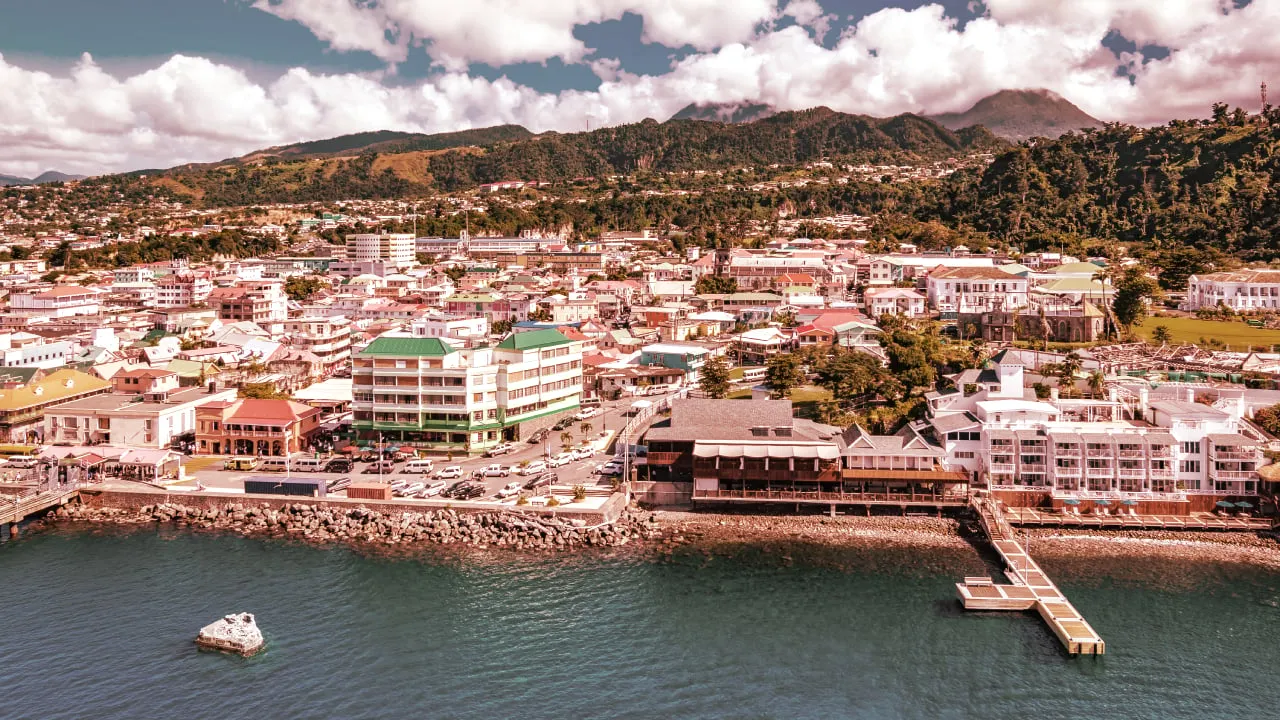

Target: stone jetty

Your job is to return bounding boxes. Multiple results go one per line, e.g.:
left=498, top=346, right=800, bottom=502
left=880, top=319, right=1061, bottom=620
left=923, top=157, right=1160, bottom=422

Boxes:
left=52, top=501, right=661, bottom=551
left=196, top=613, right=265, bottom=656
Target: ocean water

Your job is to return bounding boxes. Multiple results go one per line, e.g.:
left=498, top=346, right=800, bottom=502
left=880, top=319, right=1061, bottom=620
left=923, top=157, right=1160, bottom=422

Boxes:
left=3, top=526, right=1280, bottom=720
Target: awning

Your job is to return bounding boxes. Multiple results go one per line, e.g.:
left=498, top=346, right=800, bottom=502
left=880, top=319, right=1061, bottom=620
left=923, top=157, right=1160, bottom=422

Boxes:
left=742, top=445, right=769, bottom=458
left=1207, top=434, right=1255, bottom=447
left=1143, top=433, right=1177, bottom=446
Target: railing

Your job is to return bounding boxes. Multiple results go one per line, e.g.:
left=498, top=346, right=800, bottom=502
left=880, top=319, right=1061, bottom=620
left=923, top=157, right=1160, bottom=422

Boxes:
left=1052, top=490, right=1187, bottom=502
left=1211, top=449, right=1258, bottom=460
left=1117, top=448, right=1145, bottom=458
left=989, top=463, right=1015, bottom=474
left=1116, top=468, right=1146, bottom=479
left=693, top=489, right=967, bottom=504
left=1211, top=470, right=1257, bottom=480
left=1086, top=448, right=1114, bottom=457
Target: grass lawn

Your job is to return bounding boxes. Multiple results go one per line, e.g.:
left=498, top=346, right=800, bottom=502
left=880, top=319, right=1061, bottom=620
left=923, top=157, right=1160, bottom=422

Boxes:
left=727, top=385, right=833, bottom=418
left=1138, top=317, right=1280, bottom=350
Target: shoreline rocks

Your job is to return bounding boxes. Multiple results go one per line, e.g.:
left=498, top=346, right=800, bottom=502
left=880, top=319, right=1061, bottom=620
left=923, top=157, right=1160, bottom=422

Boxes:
left=48, top=502, right=661, bottom=551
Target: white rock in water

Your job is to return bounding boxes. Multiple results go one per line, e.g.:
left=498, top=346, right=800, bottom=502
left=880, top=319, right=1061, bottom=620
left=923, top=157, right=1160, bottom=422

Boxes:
left=195, top=612, right=265, bottom=656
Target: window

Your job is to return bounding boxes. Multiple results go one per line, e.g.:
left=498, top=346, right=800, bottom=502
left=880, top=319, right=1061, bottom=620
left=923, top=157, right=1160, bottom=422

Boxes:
left=1182, top=441, right=1201, bottom=455
left=1180, top=460, right=1201, bottom=474
left=955, top=451, right=975, bottom=459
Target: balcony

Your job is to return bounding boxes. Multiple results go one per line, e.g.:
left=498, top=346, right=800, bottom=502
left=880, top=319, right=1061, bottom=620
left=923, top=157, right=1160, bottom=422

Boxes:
left=988, top=463, right=1015, bottom=474
left=1085, top=467, right=1114, bottom=478
left=1211, top=469, right=1257, bottom=481
left=1086, top=447, right=1114, bottom=457
left=1117, top=467, right=1146, bottom=479
left=1054, top=466, right=1082, bottom=477
left=1116, top=447, right=1145, bottom=458
left=1210, top=448, right=1258, bottom=460
left=1053, top=446, right=1082, bottom=457
left=1019, top=464, right=1047, bottom=475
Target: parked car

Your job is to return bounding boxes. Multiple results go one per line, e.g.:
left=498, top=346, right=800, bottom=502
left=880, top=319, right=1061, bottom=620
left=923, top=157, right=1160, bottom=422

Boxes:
left=497, top=481, right=524, bottom=499
left=516, top=460, right=547, bottom=475
left=462, top=484, right=488, bottom=500
left=363, top=460, right=396, bottom=474
left=553, top=418, right=573, bottom=431
left=598, top=460, right=624, bottom=476
left=324, top=458, right=352, bottom=473
left=547, top=452, right=574, bottom=468
left=523, top=471, right=556, bottom=490
left=327, top=477, right=352, bottom=493
left=359, top=452, right=378, bottom=463
left=571, top=446, right=594, bottom=461
left=443, top=480, right=469, bottom=497
left=574, top=407, right=600, bottom=420
left=484, top=442, right=515, bottom=457
left=392, top=450, right=415, bottom=462
left=421, top=480, right=448, bottom=497
left=397, top=482, right=425, bottom=497
left=390, top=479, right=409, bottom=491
left=436, top=465, right=463, bottom=479
left=482, top=463, right=511, bottom=477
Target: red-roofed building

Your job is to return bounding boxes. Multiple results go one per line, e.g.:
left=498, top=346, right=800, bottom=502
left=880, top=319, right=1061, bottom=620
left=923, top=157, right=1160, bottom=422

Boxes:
left=195, top=398, right=321, bottom=456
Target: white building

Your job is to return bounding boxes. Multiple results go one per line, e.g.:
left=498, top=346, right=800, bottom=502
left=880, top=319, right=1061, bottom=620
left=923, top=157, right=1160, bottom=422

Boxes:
left=154, top=272, right=213, bottom=308
left=348, top=233, right=416, bottom=270
left=926, top=266, right=1029, bottom=313
left=282, top=315, right=352, bottom=372
left=9, top=286, right=101, bottom=317
left=410, top=316, right=489, bottom=342
left=864, top=287, right=927, bottom=318
left=1184, top=270, right=1280, bottom=311
left=45, top=370, right=238, bottom=448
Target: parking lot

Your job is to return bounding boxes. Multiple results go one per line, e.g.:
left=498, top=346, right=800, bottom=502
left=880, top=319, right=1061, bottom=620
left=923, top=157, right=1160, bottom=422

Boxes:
left=174, top=391, right=670, bottom=504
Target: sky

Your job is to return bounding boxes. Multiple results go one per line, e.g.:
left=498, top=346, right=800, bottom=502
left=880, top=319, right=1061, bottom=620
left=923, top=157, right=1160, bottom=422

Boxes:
left=0, top=0, right=1273, bottom=177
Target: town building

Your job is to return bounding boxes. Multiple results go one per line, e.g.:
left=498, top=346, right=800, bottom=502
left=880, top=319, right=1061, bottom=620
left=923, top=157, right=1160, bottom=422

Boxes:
left=195, top=398, right=321, bottom=456
left=9, top=286, right=101, bottom=317
left=864, top=287, right=927, bottom=318
left=282, top=315, right=353, bottom=373
left=155, top=271, right=213, bottom=308
left=926, top=266, right=1029, bottom=314
left=350, top=329, right=583, bottom=452
left=0, top=368, right=111, bottom=443
left=45, top=370, right=237, bottom=448
left=1184, top=270, right=1280, bottom=311
left=348, top=233, right=416, bottom=270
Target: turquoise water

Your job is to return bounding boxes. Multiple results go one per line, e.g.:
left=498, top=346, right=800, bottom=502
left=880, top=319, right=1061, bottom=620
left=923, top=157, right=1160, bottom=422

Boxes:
left=3, top=527, right=1280, bottom=719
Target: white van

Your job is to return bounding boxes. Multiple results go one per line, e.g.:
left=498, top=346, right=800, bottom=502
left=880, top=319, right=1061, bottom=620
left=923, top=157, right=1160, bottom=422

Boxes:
left=293, top=457, right=327, bottom=472
left=5, top=456, right=37, bottom=468
left=258, top=457, right=290, bottom=472
left=404, top=459, right=435, bottom=474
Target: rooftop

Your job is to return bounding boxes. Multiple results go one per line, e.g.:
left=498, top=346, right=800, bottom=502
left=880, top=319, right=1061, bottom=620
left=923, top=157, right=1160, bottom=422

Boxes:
left=358, top=336, right=454, bottom=357
left=496, top=329, right=572, bottom=351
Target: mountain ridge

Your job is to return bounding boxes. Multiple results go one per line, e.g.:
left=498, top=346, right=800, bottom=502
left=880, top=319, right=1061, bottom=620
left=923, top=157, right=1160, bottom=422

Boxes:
left=928, top=89, right=1103, bottom=141
left=0, top=170, right=87, bottom=186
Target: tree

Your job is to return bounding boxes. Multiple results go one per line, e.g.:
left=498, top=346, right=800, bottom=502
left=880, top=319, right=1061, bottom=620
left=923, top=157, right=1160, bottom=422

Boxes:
left=239, top=382, right=290, bottom=400
left=579, top=422, right=593, bottom=438
left=814, top=348, right=884, bottom=402
left=764, top=353, right=804, bottom=399
left=1087, top=370, right=1106, bottom=398
left=699, top=354, right=731, bottom=399
left=560, top=431, right=573, bottom=451
left=444, top=266, right=466, bottom=283
left=1253, top=403, right=1280, bottom=437
left=878, top=322, right=944, bottom=397
left=283, top=275, right=324, bottom=301
left=1112, top=267, right=1163, bottom=329
left=492, top=319, right=513, bottom=335
left=774, top=310, right=798, bottom=328
left=1151, top=325, right=1173, bottom=344
left=694, top=275, right=738, bottom=295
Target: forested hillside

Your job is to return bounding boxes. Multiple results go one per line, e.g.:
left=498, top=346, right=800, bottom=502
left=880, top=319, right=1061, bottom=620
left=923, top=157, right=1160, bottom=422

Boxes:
left=82, top=109, right=1003, bottom=205
left=918, top=109, right=1280, bottom=261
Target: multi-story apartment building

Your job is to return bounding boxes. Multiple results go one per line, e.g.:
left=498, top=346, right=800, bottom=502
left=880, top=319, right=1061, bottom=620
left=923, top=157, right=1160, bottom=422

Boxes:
left=930, top=354, right=1264, bottom=512
left=9, top=286, right=101, bottom=317
left=282, top=315, right=352, bottom=373
left=351, top=329, right=582, bottom=452
left=154, top=271, right=213, bottom=308
left=1184, top=270, right=1280, bottom=311
left=208, top=281, right=288, bottom=328
left=926, top=266, right=1029, bottom=313
left=348, top=233, right=416, bottom=270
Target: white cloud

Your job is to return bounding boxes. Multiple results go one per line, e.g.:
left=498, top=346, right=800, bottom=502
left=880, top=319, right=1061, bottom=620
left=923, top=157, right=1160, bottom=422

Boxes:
left=251, top=0, right=784, bottom=70
left=4, top=1, right=1280, bottom=177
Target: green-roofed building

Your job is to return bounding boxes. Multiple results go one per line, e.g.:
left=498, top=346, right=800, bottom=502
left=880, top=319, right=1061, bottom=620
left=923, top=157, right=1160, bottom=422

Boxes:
left=352, top=329, right=583, bottom=453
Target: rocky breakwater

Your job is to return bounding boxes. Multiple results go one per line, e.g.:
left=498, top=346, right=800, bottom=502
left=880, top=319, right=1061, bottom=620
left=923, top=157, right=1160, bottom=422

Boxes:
left=52, top=502, right=662, bottom=551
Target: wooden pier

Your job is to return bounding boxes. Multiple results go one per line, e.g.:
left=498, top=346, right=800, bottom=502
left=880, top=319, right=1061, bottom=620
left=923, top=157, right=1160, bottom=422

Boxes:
left=957, top=498, right=1105, bottom=656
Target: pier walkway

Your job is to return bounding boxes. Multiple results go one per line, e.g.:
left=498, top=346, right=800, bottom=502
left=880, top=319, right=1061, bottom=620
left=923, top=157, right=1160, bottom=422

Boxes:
left=1, top=486, right=80, bottom=530
left=957, top=498, right=1105, bottom=656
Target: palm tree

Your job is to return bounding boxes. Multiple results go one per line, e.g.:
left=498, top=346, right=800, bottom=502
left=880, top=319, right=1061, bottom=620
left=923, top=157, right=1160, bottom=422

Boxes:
left=579, top=422, right=593, bottom=438
left=560, top=431, right=573, bottom=451
left=1087, top=370, right=1106, bottom=398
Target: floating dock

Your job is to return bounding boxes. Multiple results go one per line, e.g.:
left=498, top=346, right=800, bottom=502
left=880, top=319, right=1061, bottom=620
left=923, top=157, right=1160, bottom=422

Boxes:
left=957, top=498, right=1105, bottom=656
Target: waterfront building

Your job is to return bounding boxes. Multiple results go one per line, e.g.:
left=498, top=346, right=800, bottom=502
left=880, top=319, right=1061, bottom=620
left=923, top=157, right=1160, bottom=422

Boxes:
left=350, top=329, right=582, bottom=452
left=45, top=370, right=237, bottom=448
left=195, top=398, right=321, bottom=456
left=0, top=368, right=111, bottom=443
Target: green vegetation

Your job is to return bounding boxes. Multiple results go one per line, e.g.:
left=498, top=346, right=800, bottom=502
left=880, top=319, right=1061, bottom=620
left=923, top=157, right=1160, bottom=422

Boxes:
left=694, top=275, right=738, bottom=295
left=283, top=276, right=325, bottom=301
left=764, top=354, right=805, bottom=399
left=1132, top=317, right=1280, bottom=349
left=698, top=355, right=731, bottom=399
left=239, top=383, right=291, bottom=400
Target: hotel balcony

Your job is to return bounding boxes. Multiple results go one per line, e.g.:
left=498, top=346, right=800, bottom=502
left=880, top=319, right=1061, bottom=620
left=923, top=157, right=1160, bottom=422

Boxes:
left=1148, top=447, right=1174, bottom=458
left=1149, top=468, right=1176, bottom=480
left=1019, top=464, right=1047, bottom=475
left=1116, top=447, right=1145, bottom=458
left=1086, top=447, right=1114, bottom=457
left=1052, top=446, right=1082, bottom=457
left=988, top=463, right=1015, bottom=474
left=1210, top=469, right=1257, bottom=481
left=1054, top=466, right=1082, bottom=478
left=1210, top=448, right=1258, bottom=460
left=1117, top=467, right=1146, bottom=479
left=1085, top=466, right=1114, bottom=478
